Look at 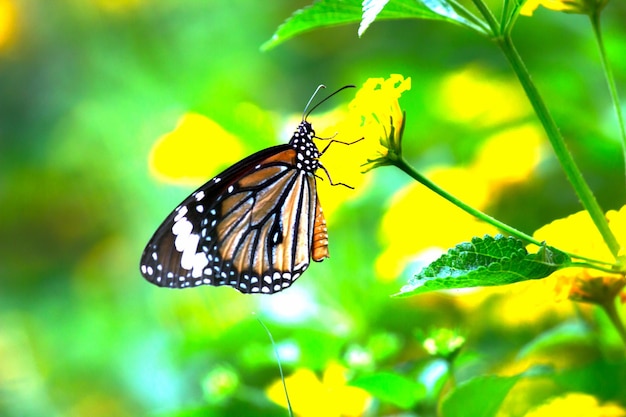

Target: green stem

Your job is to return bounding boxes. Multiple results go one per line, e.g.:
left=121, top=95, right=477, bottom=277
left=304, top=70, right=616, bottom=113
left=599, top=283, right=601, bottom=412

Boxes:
left=497, top=35, right=621, bottom=259
left=446, top=359, right=457, bottom=389
left=447, top=0, right=490, bottom=33
left=393, top=156, right=542, bottom=246
left=599, top=296, right=626, bottom=348
left=470, top=0, right=500, bottom=36
left=569, top=261, right=620, bottom=274
left=392, top=156, right=617, bottom=268
left=470, top=0, right=620, bottom=259
left=590, top=12, right=626, bottom=186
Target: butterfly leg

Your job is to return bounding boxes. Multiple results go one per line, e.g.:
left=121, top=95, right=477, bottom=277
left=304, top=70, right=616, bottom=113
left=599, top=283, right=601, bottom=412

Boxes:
left=316, top=163, right=354, bottom=189
left=318, top=136, right=364, bottom=156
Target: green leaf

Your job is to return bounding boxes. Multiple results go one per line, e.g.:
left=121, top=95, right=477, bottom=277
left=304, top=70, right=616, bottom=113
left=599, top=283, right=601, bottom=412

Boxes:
left=440, top=374, right=522, bottom=417
left=441, top=368, right=550, bottom=417
left=360, top=0, right=390, bottom=37
left=350, top=372, right=427, bottom=409
left=396, top=235, right=571, bottom=297
left=262, top=0, right=482, bottom=51
left=420, top=0, right=484, bottom=31
left=517, top=321, right=596, bottom=360
left=554, top=359, right=626, bottom=400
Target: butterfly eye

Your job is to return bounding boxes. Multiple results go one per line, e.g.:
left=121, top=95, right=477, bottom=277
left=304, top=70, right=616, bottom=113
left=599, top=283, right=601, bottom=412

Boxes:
left=140, top=85, right=356, bottom=294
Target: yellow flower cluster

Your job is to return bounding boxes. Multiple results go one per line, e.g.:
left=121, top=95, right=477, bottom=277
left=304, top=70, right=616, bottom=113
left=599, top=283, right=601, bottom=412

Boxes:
left=313, top=75, right=411, bottom=221
left=533, top=206, right=626, bottom=303
left=356, top=74, right=411, bottom=169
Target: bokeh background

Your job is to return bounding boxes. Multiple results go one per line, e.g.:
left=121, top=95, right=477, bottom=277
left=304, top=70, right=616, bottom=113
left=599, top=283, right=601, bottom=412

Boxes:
left=2, top=0, right=626, bottom=416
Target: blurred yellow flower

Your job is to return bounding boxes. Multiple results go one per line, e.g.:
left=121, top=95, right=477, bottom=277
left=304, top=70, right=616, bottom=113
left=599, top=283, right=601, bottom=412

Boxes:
left=521, top=0, right=608, bottom=16
left=0, top=0, right=18, bottom=50
left=149, top=112, right=245, bottom=185
left=472, top=124, right=544, bottom=188
left=376, top=167, right=498, bottom=281
left=523, top=392, right=626, bottom=417
left=532, top=206, right=626, bottom=303
left=266, top=362, right=370, bottom=417
left=435, top=65, right=531, bottom=127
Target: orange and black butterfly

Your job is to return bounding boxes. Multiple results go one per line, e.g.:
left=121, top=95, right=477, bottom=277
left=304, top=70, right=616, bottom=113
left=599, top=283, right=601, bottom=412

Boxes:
left=139, top=85, right=357, bottom=294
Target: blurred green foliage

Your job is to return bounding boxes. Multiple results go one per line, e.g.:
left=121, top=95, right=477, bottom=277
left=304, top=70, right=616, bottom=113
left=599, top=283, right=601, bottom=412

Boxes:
left=1, top=0, right=626, bottom=416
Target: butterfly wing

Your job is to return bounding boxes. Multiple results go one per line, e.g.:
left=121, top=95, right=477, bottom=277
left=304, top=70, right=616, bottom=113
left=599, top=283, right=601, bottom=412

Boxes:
left=139, top=144, right=328, bottom=294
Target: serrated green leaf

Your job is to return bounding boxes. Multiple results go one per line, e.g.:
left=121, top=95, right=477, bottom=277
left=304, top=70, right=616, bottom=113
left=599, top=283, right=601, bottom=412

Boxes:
left=421, top=0, right=478, bottom=29
left=350, top=372, right=427, bottom=409
left=397, top=235, right=571, bottom=297
left=359, top=0, right=390, bottom=36
left=262, top=0, right=477, bottom=51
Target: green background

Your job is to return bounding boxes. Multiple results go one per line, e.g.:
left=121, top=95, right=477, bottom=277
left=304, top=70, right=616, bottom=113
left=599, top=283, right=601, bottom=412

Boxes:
left=1, top=0, right=626, bottom=416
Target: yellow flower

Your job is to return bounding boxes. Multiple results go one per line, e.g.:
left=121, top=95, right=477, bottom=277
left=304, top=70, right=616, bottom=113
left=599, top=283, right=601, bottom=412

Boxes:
left=523, top=392, right=626, bottom=417
left=310, top=75, right=410, bottom=222
left=532, top=206, right=626, bottom=303
left=435, top=65, right=531, bottom=127
left=352, top=74, right=411, bottom=170
left=266, top=362, right=371, bottom=417
left=0, top=0, right=18, bottom=50
left=149, top=112, right=245, bottom=185
left=521, top=0, right=609, bottom=16
left=305, top=108, right=371, bottom=223
left=376, top=167, right=498, bottom=281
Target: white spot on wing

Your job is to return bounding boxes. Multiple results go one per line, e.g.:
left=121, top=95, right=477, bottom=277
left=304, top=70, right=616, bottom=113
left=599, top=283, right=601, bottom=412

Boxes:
left=174, top=205, right=188, bottom=222
left=172, top=216, right=209, bottom=278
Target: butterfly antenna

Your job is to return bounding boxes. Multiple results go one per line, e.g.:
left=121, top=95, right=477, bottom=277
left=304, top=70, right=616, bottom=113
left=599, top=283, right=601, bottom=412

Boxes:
left=256, top=316, right=294, bottom=417
left=303, top=84, right=356, bottom=120
left=302, top=84, right=327, bottom=121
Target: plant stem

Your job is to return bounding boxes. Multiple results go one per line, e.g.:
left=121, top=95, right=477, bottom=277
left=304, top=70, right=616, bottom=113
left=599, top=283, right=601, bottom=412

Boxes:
left=496, top=35, right=621, bottom=259
left=589, top=12, right=626, bottom=186
left=467, top=0, right=621, bottom=259
left=470, top=0, right=500, bottom=35
left=599, top=296, right=626, bottom=348
left=392, top=156, right=617, bottom=269
left=393, top=156, right=542, bottom=246
left=569, top=261, right=619, bottom=274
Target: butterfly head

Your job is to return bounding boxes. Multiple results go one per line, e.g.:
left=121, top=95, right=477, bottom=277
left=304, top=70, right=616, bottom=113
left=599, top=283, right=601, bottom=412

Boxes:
left=289, top=120, right=320, bottom=172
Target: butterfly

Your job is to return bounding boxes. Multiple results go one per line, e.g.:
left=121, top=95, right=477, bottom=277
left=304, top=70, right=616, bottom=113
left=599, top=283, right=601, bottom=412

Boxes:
left=139, top=85, right=359, bottom=294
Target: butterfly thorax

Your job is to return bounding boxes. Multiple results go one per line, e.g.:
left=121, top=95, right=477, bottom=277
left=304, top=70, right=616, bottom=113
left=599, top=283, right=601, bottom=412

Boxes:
left=289, top=121, right=320, bottom=173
